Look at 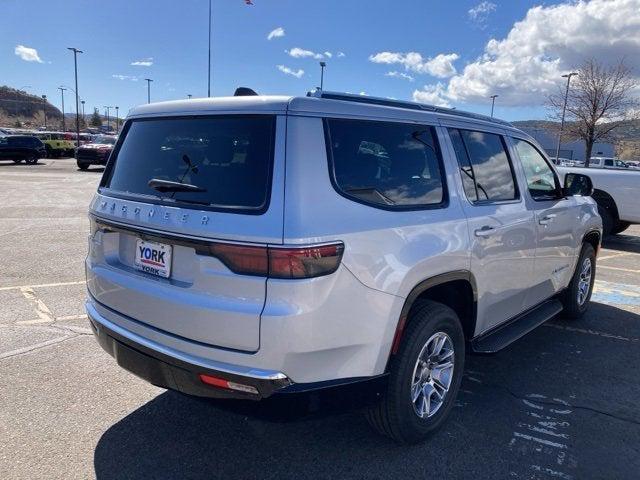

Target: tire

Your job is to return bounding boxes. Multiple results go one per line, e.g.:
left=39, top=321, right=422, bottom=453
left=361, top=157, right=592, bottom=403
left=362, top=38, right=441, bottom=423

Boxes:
left=45, top=145, right=52, bottom=159
left=77, top=160, right=89, bottom=170
left=597, top=205, right=614, bottom=236
left=561, top=243, right=596, bottom=320
left=24, top=155, right=38, bottom=165
left=365, top=300, right=465, bottom=444
left=12, top=159, right=22, bottom=164
left=611, top=221, right=631, bottom=235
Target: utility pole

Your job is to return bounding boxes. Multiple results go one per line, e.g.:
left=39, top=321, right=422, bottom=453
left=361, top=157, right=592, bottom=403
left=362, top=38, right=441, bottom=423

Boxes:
left=58, top=87, right=67, bottom=131
left=145, top=78, right=153, bottom=103
left=81, top=100, right=85, bottom=125
left=67, top=47, right=83, bottom=147
left=319, top=61, right=326, bottom=90
left=208, top=0, right=212, bottom=97
left=490, top=94, right=498, bottom=118
left=42, top=95, right=47, bottom=129
left=555, top=72, right=578, bottom=163
left=115, top=106, right=119, bottom=131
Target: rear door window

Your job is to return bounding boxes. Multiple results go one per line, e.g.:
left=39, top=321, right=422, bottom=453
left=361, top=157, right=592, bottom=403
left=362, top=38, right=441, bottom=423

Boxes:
left=447, top=128, right=518, bottom=203
left=102, top=116, right=275, bottom=213
left=325, top=119, right=446, bottom=209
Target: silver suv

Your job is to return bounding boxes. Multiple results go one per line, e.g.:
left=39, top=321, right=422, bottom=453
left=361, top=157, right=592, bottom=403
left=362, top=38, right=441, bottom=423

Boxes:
left=85, top=90, right=601, bottom=443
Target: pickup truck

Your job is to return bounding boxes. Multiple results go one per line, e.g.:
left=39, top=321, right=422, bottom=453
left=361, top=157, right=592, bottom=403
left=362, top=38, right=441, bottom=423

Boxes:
left=558, top=166, right=639, bottom=235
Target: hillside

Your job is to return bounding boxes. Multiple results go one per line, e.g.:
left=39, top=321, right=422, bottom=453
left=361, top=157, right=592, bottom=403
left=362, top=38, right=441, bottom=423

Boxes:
left=0, top=86, right=62, bottom=128
left=512, top=119, right=640, bottom=142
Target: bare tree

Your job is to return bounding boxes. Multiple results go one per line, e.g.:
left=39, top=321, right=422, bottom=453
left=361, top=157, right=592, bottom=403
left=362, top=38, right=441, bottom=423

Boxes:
left=549, top=58, right=639, bottom=166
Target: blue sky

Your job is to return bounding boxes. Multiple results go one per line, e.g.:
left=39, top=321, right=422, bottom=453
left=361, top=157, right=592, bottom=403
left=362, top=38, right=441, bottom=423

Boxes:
left=3, top=0, right=639, bottom=121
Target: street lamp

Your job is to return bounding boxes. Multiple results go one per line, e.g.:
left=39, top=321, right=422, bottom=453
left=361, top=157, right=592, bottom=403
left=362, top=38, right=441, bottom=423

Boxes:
left=187, top=94, right=192, bottom=99
left=144, top=78, right=153, bottom=103
left=42, top=95, right=47, bottom=129
left=67, top=47, right=83, bottom=147
left=115, top=106, right=119, bottom=131
left=103, top=106, right=114, bottom=132
left=319, top=61, right=326, bottom=90
left=555, top=72, right=578, bottom=163
left=490, top=94, right=498, bottom=118
left=58, top=87, right=67, bottom=131
left=208, top=0, right=212, bottom=97
left=81, top=100, right=86, bottom=125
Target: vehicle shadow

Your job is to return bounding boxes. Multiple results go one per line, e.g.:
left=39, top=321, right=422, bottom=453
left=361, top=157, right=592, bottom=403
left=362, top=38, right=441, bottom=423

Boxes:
left=602, top=234, right=640, bottom=255
left=77, top=166, right=106, bottom=173
left=93, top=302, right=640, bottom=480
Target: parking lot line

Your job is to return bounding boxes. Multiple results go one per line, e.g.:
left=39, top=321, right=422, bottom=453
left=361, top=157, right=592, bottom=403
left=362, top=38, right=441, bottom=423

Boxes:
left=0, top=280, right=86, bottom=291
left=597, top=265, right=640, bottom=274
left=597, top=252, right=631, bottom=261
left=19, top=287, right=54, bottom=323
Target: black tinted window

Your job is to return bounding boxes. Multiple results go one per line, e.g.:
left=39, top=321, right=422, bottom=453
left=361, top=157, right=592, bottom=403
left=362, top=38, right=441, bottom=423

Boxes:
left=103, top=116, right=275, bottom=212
left=326, top=119, right=445, bottom=208
left=448, top=129, right=517, bottom=202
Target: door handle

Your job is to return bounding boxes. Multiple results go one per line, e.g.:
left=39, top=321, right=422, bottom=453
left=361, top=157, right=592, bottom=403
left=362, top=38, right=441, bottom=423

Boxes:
left=474, top=226, right=495, bottom=237
left=539, top=214, right=557, bottom=225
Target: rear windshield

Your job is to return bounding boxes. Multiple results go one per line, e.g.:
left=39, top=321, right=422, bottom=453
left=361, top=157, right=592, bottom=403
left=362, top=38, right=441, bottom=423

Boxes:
left=102, top=116, right=275, bottom=213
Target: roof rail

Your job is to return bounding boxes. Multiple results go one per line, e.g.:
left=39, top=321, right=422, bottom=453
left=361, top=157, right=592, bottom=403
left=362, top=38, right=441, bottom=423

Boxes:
left=306, top=89, right=512, bottom=127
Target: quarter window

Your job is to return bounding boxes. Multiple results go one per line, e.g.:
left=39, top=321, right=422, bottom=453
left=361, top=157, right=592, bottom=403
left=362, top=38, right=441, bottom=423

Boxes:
left=448, top=129, right=517, bottom=203
left=325, top=119, right=446, bottom=209
left=512, top=138, right=559, bottom=199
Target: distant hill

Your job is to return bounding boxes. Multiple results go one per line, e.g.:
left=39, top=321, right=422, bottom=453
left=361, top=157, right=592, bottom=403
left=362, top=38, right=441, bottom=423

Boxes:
left=512, top=119, right=640, bottom=142
left=0, top=86, right=62, bottom=128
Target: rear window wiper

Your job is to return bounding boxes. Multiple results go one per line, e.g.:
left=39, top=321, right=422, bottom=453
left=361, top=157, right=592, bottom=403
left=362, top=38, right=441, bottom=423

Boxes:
left=148, top=178, right=207, bottom=193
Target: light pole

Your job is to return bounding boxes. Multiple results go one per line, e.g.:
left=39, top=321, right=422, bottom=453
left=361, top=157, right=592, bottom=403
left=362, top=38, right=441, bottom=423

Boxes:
left=42, top=95, right=47, bottom=129
left=58, top=87, right=67, bottom=131
left=104, top=106, right=113, bottom=132
left=319, top=61, right=326, bottom=90
left=145, top=78, right=153, bottom=103
left=68, top=47, right=83, bottom=147
left=208, top=0, right=212, bottom=97
left=555, top=72, right=578, bottom=163
left=490, top=94, right=498, bottom=118
left=187, top=94, right=192, bottom=99
left=115, top=106, right=119, bottom=131
left=81, top=100, right=86, bottom=125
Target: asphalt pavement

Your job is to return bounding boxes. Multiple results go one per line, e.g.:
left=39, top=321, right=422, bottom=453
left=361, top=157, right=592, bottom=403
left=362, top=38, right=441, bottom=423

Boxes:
left=1, top=158, right=639, bottom=479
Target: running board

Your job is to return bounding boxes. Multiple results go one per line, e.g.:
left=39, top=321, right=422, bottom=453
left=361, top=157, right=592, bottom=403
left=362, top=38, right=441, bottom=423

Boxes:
left=471, top=299, right=563, bottom=354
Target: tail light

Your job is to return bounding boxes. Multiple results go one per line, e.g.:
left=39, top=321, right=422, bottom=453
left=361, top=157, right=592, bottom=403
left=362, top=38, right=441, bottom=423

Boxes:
left=206, top=242, right=344, bottom=279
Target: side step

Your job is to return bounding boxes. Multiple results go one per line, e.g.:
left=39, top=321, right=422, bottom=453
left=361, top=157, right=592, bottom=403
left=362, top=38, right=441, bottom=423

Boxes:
left=471, top=299, right=563, bottom=354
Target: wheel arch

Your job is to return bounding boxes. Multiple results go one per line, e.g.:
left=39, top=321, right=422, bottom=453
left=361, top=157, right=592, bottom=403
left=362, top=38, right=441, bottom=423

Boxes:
left=592, top=189, right=620, bottom=222
left=582, top=229, right=601, bottom=256
left=387, top=271, right=477, bottom=364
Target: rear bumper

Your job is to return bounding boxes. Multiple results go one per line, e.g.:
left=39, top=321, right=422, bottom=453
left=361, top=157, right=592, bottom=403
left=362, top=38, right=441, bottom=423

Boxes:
left=86, top=299, right=292, bottom=400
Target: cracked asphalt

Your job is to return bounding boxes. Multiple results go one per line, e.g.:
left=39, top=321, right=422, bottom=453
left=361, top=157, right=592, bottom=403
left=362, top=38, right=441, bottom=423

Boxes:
left=1, top=158, right=639, bottom=479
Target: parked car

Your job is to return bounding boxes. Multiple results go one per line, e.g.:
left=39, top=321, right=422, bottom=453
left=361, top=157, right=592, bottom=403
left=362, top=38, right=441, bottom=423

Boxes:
left=588, top=157, right=631, bottom=169
left=558, top=165, right=639, bottom=235
left=0, top=135, right=46, bottom=164
left=35, top=132, right=76, bottom=158
left=85, top=90, right=601, bottom=443
left=75, top=135, right=117, bottom=170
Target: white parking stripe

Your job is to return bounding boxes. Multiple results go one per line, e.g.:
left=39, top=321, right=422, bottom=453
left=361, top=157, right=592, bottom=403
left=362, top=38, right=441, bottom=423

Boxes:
left=19, top=287, right=54, bottom=323
left=0, top=280, right=86, bottom=291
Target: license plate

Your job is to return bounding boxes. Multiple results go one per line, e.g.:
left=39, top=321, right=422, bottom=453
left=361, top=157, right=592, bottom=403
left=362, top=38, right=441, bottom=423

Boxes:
left=134, top=239, right=172, bottom=278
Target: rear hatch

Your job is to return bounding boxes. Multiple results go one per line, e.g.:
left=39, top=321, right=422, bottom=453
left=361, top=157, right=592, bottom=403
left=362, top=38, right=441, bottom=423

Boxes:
left=87, top=113, right=284, bottom=352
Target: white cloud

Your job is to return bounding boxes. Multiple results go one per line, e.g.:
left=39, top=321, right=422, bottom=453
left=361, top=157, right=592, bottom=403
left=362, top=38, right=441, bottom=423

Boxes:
left=369, top=51, right=459, bottom=78
left=324, top=51, right=333, bottom=58
left=112, top=74, right=139, bottom=81
left=286, top=47, right=324, bottom=60
left=425, top=0, right=640, bottom=107
left=131, top=57, right=153, bottom=66
left=412, top=83, right=451, bottom=107
left=277, top=65, right=304, bottom=78
left=267, top=27, right=285, bottom=40
left=337, top=52, right=346, bottom=58
left=468, top=1, right=496, bottom=27
left=14, top=45, right=43, bottom=63
left=385, top=71, right=414, bottom=82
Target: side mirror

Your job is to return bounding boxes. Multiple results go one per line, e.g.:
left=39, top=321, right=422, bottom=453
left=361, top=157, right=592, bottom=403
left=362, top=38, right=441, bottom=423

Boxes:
left=563, top=173, right=593, bottom=197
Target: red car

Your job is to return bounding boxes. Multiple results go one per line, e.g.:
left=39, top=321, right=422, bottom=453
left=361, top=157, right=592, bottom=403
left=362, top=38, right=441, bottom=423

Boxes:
left=75, top=135, right=117, bottom=170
